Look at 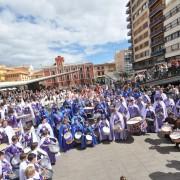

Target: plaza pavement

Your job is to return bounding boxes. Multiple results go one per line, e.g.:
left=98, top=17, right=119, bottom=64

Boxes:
left=53, top=133, right=180, bottom=180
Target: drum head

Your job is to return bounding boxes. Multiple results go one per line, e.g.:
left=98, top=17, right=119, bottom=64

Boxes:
left=75, top=132, right=82, bottom=139
left=39, top=157, right=50, bottom=168
left=64, top=132, right=71, bottom=139
left=24, top=147, right=31, bottom=154
left=103, top=127, right=110, bottom=134
left=170, top=132, right=180, bottom=140
left=11, top=156, right=20, bottom=167
left=49, top=144, right=60, bottom=154
left=127, top=120, right=140, bottom=125
left=86, top=135, right=92, bottom=141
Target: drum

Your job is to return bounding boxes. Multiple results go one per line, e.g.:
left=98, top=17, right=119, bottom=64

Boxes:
left=64, top=132, right=73, bottom=144
left=41, top=169, right=53, bottom=180
left=11, top=155, right=20, bottom=169
left=8, top=172, right=19, bottom=180
left=39, top=157, right=51, bottom=168
left=48, top=144, right=60, bottom=154
left=86, top=135, right=93, bottom=145
left=170, top=131, right=180, bottom=144
left=102, top=127, right=110, bottom=135
left=24, top=147, right=31, bottom=154
left=127, top=117, right=143, bottom=134
left=0, top=143, right=9, bottom=151
left=113, top=124, right=122, bottom=133
left=161, top=123, right=172, bottom=135
left=74, top=131, right=83, bottom=143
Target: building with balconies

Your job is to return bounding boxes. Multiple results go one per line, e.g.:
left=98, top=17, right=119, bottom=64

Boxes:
left=164, top=0, right=180, bottom=65
left=126, top=0, right=151, bottom=71
left=149, top=0, right=166, bottom=64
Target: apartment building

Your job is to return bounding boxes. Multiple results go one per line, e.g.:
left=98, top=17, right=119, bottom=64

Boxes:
left=149, top=0, right=166, bottom=64
left=115, top=50, right=133, bottom=74
left=164, top=0, right=180, bottom=65
left=126, top=0, right=151, bottom=71
left=93, top=63, right=116, bottom=79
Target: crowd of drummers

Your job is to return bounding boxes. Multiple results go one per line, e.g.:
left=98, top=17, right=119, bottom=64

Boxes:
left=0, top=83, right=179, bottom=180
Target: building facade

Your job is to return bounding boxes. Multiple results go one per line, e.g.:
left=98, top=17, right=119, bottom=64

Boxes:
left=43, top=56, right=94, bottom=87
left=115, top=50, right=133, bottom=74
left=93, top=63, right=116, bottom=79
left=149, top=0, right=166, bottom=65
left=164, top=0, right=180, bottom=65
left=126, top=0, right=151, bottom=71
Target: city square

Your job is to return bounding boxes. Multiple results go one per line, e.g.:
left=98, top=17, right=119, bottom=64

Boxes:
left=0, top=0, right=179, bottom=180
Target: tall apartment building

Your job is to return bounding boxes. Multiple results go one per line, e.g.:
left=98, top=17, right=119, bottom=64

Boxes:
left=164, top=0, right=180, bottom=64
left=149, top=0, right=165, bottom=64
left=126, top=0, right=151, bottom=71
left=115, top=50, right=133, bottom=74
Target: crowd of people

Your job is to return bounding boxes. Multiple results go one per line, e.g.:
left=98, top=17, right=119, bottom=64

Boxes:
left=0, top=83, right=179, bottom=179
left=135, top=62, right=180, bottom=83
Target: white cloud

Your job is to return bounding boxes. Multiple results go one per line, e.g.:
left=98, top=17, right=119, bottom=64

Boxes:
left=0, top=0, right=128, bottom=68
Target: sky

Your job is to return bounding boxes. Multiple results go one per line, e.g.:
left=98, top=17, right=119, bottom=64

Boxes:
left=0, top=0, right=129, bottom=68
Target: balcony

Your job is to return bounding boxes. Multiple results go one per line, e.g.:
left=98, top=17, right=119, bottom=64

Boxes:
left=151, top=49, right=165, bottom=57
left=150, top=16, right=164, bottom=28
left=149, top=0, right=158, bottom=7
left=150, top=4, right=164, bottom=17
left=151, top=39, right=164, bottom=47
left=151, top=27, right=164, bottom=37
left=127, top=23, right=131, bottom=29
left=126, top=15, right=131, bottom=21
left=127, top=30, right=132, bottom=36
left=126, top=8, right=130, bottom=14
left=128, top=46, right=133, bottom=50
left=128, top=39, right=132, bottom=43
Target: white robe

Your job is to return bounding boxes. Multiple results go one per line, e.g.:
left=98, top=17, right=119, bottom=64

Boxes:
left=37, top=123, right=54, bottom=138
left=4, top=126, right=15, bottom=144
left=19, top=160, right=28, bottom=180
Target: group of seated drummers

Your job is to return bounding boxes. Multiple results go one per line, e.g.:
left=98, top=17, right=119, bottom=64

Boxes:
left=0, top=85, right=179, bottom=179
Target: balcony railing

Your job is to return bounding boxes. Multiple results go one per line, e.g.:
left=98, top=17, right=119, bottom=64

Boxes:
left=150, top=4, right=164, bottom=17
left=151, top=49, right=164, bottom=57
left=151, top=39, right=164, bottom=47
left=127, top=23, right=131, bottom=29
left=126, top=16, right=131, bottom=21
left=128, top=46, right=133, bottom=50
left=126, top=8, right=130, bottom=14
left=150, top=16, right=164, bottom=28
left=151, top=27, right=164, bottom=37
left=127, top=30, right=132, bottom=36
left=128, top=39, right=132, bottom=43
left=149, top=0, right=158, bottom=7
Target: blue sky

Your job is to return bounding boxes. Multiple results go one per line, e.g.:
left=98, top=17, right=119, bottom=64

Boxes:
left=0, top=0, right=128, bottom=68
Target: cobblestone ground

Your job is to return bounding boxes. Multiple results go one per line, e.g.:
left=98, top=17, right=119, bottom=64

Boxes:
left=53, top=133, right=180, bottom=180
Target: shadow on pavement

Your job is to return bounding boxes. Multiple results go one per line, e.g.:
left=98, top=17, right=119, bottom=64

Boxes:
left=144, top=137, right=172, bottom=146
left=166, top=160, right=180, bottom=171
left=149, top=171, right=180, bottom=180
left=149, top=145, right=179, bottom=154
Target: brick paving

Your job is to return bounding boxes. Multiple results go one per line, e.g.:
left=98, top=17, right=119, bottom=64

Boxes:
left=53, top=133, right=180, bottom=180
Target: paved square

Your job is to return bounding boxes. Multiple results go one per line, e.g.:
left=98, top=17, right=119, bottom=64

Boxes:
left=53, top=133, right=180, bottom=180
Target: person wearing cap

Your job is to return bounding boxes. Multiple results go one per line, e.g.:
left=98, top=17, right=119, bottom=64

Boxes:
left=164, top=93, right=175, bottom=115
left=136, top=97, right=146, bottom=117
left=58, top=117, right=74, bottom=152
left=175, top=99, right=180, bottom=118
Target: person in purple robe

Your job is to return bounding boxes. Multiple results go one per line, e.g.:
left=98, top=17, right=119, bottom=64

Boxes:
left=98, top=114, right=112, bottom=142
left=142, top=102, right=156, bottom=133
left=40, top=130, right=57, bottom=165
left=0, top=151, right=13, bottom=180
left=153, top=97, right=167, bottom=132
left=175, top=99, right=180, bottom=118
left=128, top=97, right=141, bottom=119
left=110, top=107, right=127, bottom=141
left=5, top=135, right=23, bottom=159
